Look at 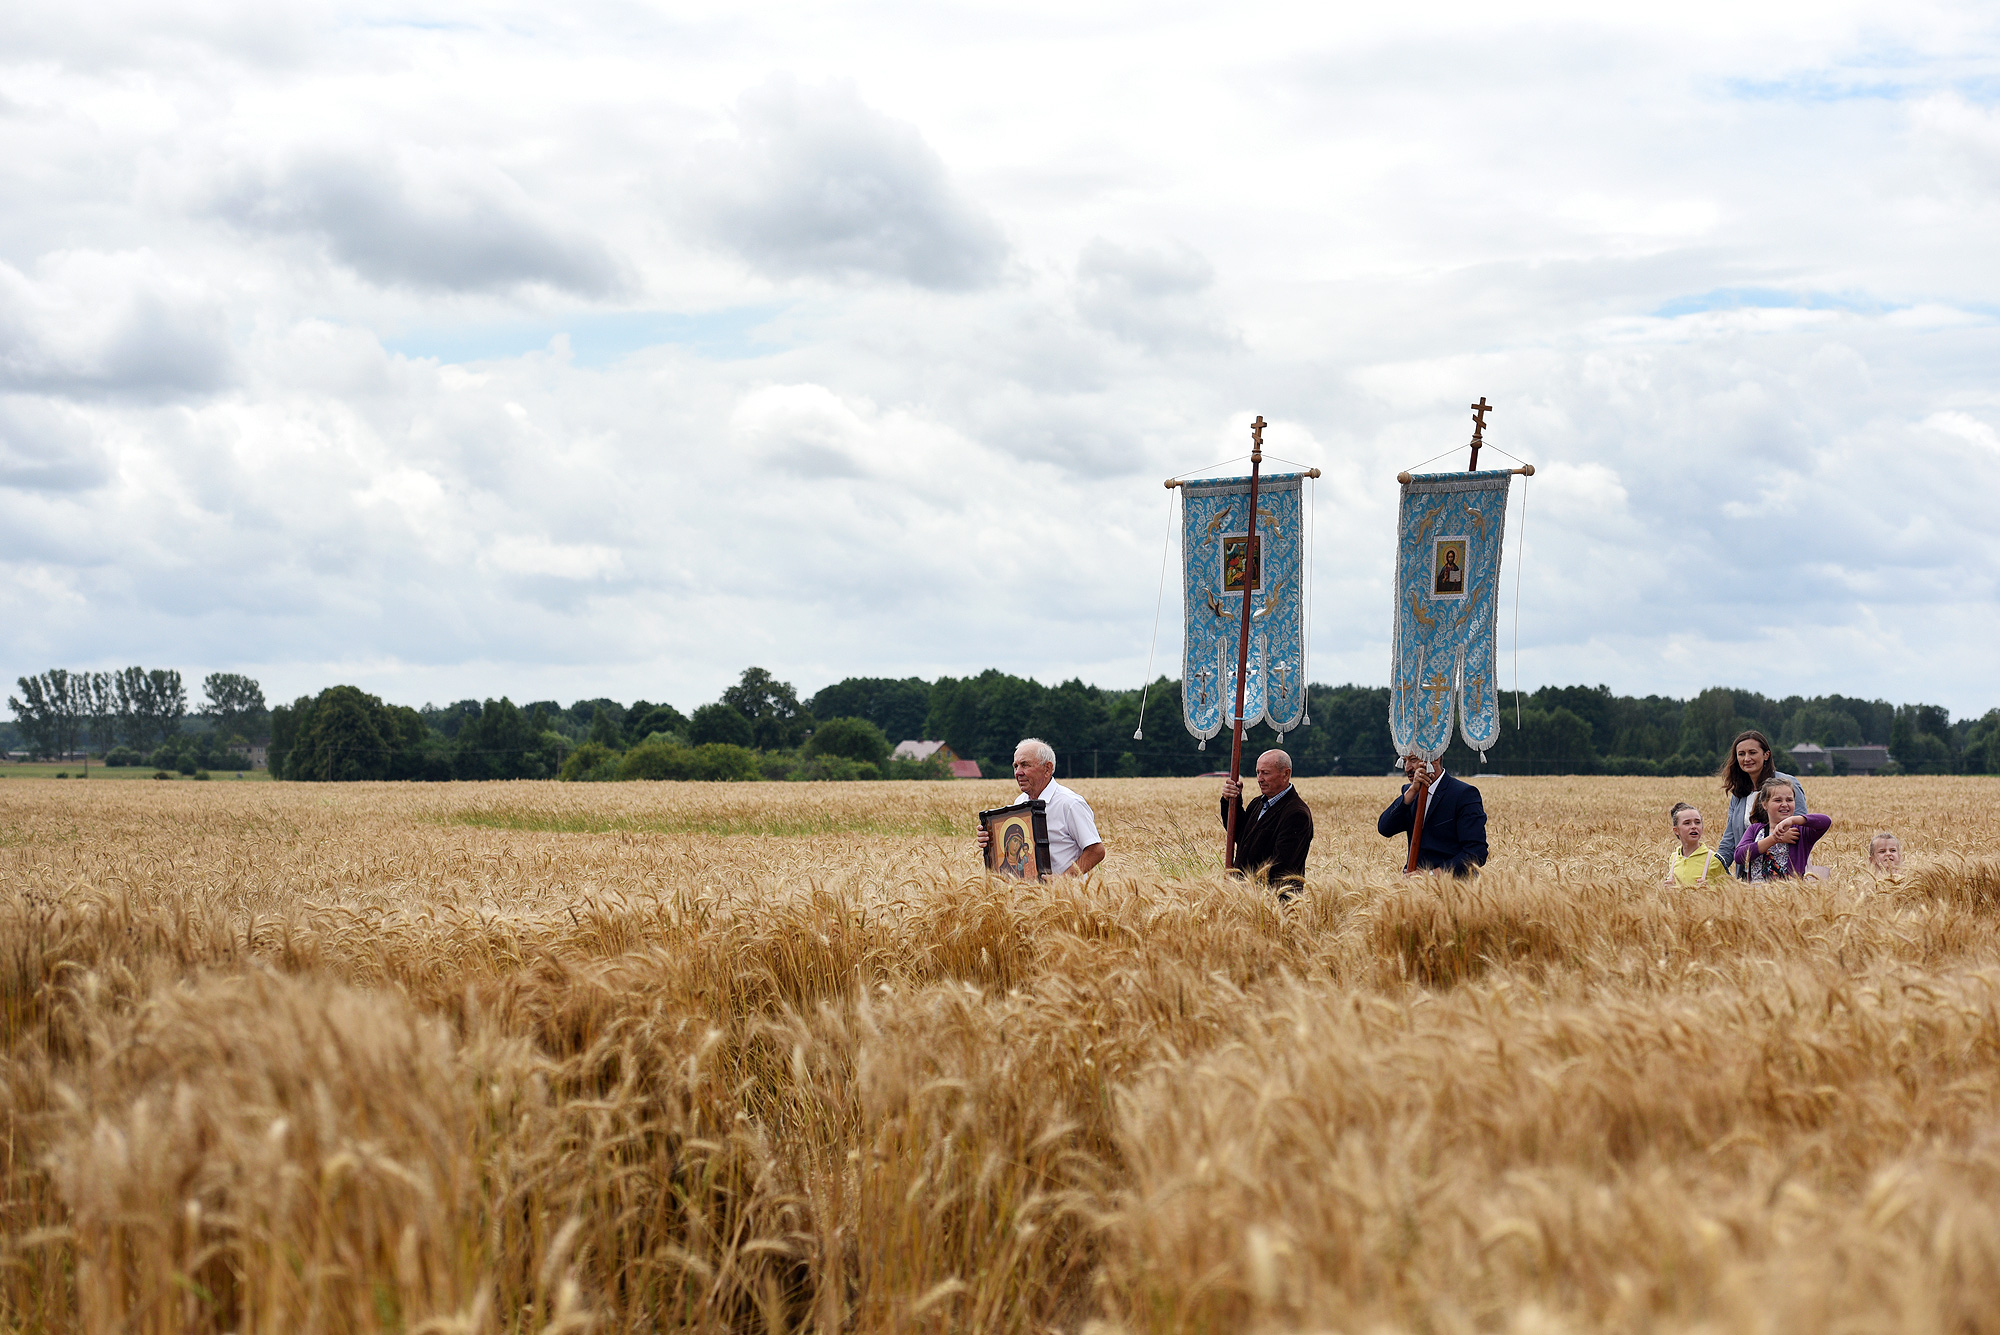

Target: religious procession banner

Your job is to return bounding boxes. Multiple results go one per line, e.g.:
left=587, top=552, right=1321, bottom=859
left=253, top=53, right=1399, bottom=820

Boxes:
left=1390, top=470, right=1513, bottom=762
left=1181, top=471, right=1307, bottom=748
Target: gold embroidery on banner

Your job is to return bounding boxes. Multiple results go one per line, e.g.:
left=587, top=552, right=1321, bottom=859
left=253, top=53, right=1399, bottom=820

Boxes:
left=1408, top=591, right=1433, bottom=628
left=1420, top=670, right=1452, bottom=723
left=1453, top=579, right=1488, bottom=633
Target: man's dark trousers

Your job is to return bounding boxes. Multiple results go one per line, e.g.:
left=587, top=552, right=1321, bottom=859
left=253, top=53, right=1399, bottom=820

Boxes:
left=1377, top=772, right=1488, bottom=875
left=1220, top=786, right=1314, bottom=896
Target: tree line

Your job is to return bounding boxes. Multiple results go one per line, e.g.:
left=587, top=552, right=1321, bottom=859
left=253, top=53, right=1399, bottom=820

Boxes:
left=6, top=669, right=266, bottom=771
left=255, top=670, right=2000, bottom=781
left=14, top=663, right=2000, bottom=781
left=265, top=670, right=952, bottom=783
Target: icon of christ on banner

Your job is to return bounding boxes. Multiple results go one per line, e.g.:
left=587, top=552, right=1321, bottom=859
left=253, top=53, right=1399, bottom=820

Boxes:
left=1433, top=539, right=1467, bottom=597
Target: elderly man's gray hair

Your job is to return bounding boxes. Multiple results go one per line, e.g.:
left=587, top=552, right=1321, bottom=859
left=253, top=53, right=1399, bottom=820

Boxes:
left=1260, top=748, right=1293, bottom=772
left=1014, top=738, right=1056, bottom=768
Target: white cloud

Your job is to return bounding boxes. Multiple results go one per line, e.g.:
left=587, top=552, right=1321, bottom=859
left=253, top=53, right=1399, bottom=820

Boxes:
left=691, top=77, right=1007, bottom=290
left=482, top=536, right=624, bottom=581
left=1075, top=238, right=1236, bottom=353
left=1921, top=409, right=2000, bottom=454
left=1, top=0, right=1999, bottom=718
left=0, top=251, right=232, bottom=397
left=212, top=143, right=625, bottom=295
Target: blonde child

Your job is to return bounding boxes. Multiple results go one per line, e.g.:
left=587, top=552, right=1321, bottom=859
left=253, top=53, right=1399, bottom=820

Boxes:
left=1664, top=801, right=1729, bottom=886
left=1869, top=831, right=1902, bottom=875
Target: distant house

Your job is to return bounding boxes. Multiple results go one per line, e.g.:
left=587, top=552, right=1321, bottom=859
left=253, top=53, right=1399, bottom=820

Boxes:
left=1828, top=745, right=1891, bottom=776
left=894, top=740, right=982, bottom=779
left=1790, top=743, right=1831, bottom=775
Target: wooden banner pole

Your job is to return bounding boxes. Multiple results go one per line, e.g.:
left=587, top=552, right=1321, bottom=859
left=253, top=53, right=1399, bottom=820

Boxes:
left=1405, top=762, right=1431, bottom=874
left=1224, top=416, right=1266, bottom=871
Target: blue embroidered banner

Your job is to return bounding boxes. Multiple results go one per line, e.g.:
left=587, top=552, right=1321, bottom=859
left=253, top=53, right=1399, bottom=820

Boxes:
left=1390, top=470, right=1512, bottom=761
left=1181, top=472, right=1306, bottom=747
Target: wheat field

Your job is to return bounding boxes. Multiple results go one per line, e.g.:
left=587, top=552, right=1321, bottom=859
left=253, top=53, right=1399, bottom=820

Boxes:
left=3, top=774, right=2000, bottom=1333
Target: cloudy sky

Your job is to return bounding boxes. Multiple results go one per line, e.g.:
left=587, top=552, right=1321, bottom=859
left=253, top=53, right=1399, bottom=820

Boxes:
left=4, top=0, right=1998, bottom=718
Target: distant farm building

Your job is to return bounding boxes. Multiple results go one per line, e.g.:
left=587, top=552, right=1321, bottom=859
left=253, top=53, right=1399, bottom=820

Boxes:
left=894, top=739, right=982, bottom=779
left=1792, top=743, right=1891, bottom=775
left=1828, top=745, right=1891, bottom=775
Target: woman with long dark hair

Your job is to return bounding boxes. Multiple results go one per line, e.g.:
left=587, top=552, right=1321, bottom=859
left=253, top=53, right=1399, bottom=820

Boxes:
left=1718, top=730, right=1808, bottom=877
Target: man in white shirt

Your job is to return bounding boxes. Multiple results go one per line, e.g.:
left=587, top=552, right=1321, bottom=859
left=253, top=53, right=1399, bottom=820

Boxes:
left=975, top=737, right=1106, bottom=877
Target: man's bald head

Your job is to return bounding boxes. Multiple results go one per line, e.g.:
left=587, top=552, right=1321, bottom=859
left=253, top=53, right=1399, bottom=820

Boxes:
left=1254, top=749, right=1293, bottom=798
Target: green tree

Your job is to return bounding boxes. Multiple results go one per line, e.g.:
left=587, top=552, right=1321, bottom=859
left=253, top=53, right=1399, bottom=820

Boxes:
left=809, top=677, right=931, bottom=744
left=1531, top=685, right=1614, bottom=751
left=561, top=741, right=623, bottom=781
left=286, top=685, right=393, bottom=781
left=1963, top=710, right=2000, bottom=775
left=386, top=706, right=454, bottom=780
left=1784, top=704, right=1862, bottom=748
left=689, top=701, right=754, bottom=748
left=82, top=672, right=117, bottom=759
left=1891, top=703, right=1958, bottom=774
left=616, top=736, right=690, bottom=780
left=275, top=686, right=446, bottom=780
left=1678, top=687, right=1752, bottom=762
left=113, top=667, right=187, bottom=752
left=805, top=716, right=891, bottom=767
left=1029, top=679, right=1108, bottom=774
left=587, top=705, right=624, bottom=750
left=201, top=673, right=268, bottom=743
left=425, top=700, right=485, bottom=739
left=1480, top=706, right=1598, bottom=775
left=626, top=700, right=689, bottom=741
left=687, top=743, right=761, bottom=781
left=926, top=669, right=1045, bottom=774
left=453, top=698, right=559, bottom=779
left=721, top=667, right=813, bottom=750
left=9, top=670, right=83, bottom=760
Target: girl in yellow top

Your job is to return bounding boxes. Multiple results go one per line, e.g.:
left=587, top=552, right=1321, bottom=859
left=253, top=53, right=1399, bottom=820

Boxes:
left=1664, top=802, right=1729, bottom=886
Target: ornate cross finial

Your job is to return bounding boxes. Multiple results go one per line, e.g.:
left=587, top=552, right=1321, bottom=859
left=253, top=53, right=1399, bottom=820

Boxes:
left=1468, top=397, right=1492, bottom=470
left=1250, top=414, right=1266, bottom=461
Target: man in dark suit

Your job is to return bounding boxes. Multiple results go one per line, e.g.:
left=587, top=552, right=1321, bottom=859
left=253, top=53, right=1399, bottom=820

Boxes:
left=1378, top=754, right=1488, bottom=875
left=1220, top=748, right=1314, bottom=898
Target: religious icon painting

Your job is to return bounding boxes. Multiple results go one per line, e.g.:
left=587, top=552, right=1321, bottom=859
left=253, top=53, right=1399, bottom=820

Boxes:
left=1221, top=534, right=1262, bottom=594
left=979, top=801, right=1052, bottom=880
left=1431, top=538, right=1468, bottom=599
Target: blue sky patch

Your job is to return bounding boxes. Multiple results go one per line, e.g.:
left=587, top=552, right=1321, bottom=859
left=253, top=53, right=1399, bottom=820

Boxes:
left=1651, top=288, right=1888, bottom=319
left=384, top=306, right=792, bottom=368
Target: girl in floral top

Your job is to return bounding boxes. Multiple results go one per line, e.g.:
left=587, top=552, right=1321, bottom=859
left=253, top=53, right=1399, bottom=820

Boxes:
left=1736, top=776, right=1831, bottom=881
